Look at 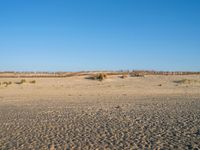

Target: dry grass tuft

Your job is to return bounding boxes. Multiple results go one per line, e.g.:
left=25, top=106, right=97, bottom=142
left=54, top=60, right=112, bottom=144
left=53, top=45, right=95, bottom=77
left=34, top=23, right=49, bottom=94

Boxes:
left=1, top=81, right=12, bottom=87
left=15, top=79, right=26, bottom=85
left=21, top=79, right=26, bottom=83
left=29, top=80, right=36, bottom=84
left=86, top=73, right=107, bottom=81
left=95, top=73, right=107, bottom=81
left=120, top=74, right=128, bottom=79
left=174, top=79, right=200, bottom=84
left=130, top=72, right=145, bottom=77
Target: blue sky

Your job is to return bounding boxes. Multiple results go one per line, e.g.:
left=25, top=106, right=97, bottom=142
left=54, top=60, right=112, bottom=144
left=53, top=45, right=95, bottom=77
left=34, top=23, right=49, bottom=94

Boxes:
left=0, top=0, right=200, bottom=71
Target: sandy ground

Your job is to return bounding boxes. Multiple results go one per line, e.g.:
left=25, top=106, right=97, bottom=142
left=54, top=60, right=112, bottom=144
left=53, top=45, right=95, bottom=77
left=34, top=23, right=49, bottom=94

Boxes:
left=0, top=75, right=200, bottom=149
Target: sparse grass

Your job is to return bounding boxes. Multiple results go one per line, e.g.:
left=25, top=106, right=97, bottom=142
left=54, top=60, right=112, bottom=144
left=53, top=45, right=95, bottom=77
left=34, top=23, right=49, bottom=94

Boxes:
left=2, top=82, right=7, bottom=87
left=174, top=79, right=200, bottom=84
left=15, top=79, right=26, bottom=85
left=15, top=79, right=36, bottom=85
left=29, top=80, right=36, bottom=84
left=21, top=79, right=26, bottom=83
left=0, top=81, right=12, bottom=87
left=130, top=73, right=145, bottom=77
left=3, top=82, right=8, bottom=85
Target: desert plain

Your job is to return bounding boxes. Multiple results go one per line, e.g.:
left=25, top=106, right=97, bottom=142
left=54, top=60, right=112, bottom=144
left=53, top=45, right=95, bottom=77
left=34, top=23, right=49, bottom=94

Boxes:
left=0, top=74, right=200, bottom=149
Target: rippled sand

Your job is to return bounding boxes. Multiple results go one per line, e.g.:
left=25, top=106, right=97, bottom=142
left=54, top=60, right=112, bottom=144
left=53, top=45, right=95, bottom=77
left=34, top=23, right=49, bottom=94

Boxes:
left=0, top=75, right=200, bottom=149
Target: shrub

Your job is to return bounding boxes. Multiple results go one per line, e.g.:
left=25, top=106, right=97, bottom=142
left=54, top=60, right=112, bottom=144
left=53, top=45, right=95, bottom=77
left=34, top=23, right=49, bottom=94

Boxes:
left=86, top=73, right=107, bottom=81
left=96, top=73, right=107, bottom=81
left=120, top=74, right=128, bottom=79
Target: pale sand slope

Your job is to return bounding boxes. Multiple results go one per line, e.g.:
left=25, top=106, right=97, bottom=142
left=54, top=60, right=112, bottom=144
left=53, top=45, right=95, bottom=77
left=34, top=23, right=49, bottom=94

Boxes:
left=0, top=75, right=200, bottom=149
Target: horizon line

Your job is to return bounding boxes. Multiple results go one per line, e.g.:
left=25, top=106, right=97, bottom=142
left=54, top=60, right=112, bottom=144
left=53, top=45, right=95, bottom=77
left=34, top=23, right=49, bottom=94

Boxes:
left=0, top=70, right=200, bottom=73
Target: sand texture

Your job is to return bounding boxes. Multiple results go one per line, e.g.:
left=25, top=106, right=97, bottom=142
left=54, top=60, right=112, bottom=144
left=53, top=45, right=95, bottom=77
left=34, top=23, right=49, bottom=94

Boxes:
left=0, top=75, right=200, bottom=149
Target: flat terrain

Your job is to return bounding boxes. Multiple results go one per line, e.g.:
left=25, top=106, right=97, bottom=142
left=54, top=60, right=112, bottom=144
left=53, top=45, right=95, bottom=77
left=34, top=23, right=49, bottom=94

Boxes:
left=0, top=75, right=200, bottom=149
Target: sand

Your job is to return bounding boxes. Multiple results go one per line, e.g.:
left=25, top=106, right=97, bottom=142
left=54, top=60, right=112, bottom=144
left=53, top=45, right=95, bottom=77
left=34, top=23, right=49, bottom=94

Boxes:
left=0, top=75, right=200, bottom=149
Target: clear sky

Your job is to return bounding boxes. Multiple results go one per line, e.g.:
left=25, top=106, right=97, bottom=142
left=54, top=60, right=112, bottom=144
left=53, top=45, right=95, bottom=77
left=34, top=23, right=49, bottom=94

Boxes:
left=0, top=0, right=200, bottom=71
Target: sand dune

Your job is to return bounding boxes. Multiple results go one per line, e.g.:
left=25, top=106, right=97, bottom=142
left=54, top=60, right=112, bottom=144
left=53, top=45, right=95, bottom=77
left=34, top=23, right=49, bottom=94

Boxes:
left=0, top=75, right=200, bottom=149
